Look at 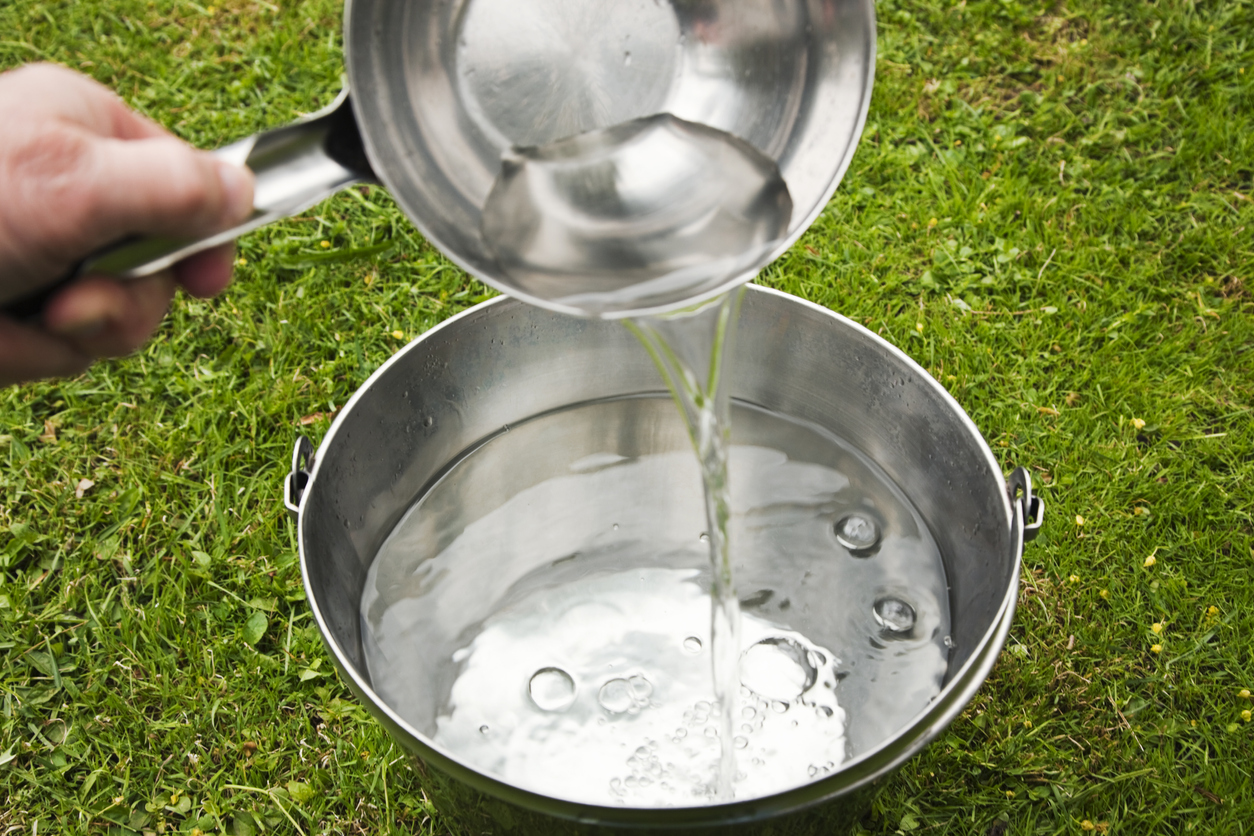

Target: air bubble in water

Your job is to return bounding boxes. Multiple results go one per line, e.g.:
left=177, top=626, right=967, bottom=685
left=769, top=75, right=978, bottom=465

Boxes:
left=733, top=736, right=748, bottom=749
left=873, top=597, right=917, bottom=635
left=599, top=679, right=633, bottom=713
left=599, top=674, right=653, bottom=714
left=479, top=724, right=490, bottom=734
left=836, top=513, right=881, bottom=554
left=682, top=636, right=703, bottom=653
left=528, top=667, right=576, bottom=711
left=628, top=674, right=653, bottom=700
left=740, top=637, right=817, bottom=701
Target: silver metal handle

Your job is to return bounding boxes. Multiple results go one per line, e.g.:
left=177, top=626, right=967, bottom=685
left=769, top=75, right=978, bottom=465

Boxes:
left=1007, top=466, right=1044, bottom=544
left=84, top=90, right=374, bottom=278
left=284, top=436, right=315, bottom=523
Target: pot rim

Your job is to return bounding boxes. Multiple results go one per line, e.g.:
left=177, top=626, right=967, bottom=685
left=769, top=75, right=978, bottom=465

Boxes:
left=298, top=285, right=1021, bottom=826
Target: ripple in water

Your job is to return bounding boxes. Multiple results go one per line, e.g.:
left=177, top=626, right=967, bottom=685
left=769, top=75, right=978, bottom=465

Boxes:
left=740, top=637, right=817, bottom=702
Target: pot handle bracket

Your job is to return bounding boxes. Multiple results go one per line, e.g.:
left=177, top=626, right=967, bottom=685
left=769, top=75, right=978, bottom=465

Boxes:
left=1007, top=467, right=1044, bottom=543
left=284, top=436, right=315, bottom=523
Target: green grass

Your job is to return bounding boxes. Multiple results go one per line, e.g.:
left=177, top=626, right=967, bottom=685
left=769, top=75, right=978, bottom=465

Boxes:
left=1, top=0, right=1251, bottom=833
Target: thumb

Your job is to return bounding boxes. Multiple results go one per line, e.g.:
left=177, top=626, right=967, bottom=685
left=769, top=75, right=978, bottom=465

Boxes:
left=8, top=130, right=255, bottom=290
left=83, top=134, right=255, bottom=242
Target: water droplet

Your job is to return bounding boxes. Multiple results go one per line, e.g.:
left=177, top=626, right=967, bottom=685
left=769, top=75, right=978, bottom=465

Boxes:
left=943, top=635, right=955, bottom=649
left=624, top=50, right=632, bottom=65
left=479, top=724, right=489, bottom=734
left=873, top=597, right=917, bottom=634
left=528, top=667, right=576, bottom=711
left=612, top=523, right=620, bottom=531
left=699, top=532, right=710, bottom=543
left=741, top=706, right=756, bottom=719
left=836, top=513, right=881, bottom=554
left=733, top=736, right=748, bottom=749
left=683, top=636, right=703, bottom=653
left=740, top=637, right=818, bottom=701
left=423, top=415, right=434, bottom=428
left=771, top=700, right=789, bottom=713
left=807, top=765, right=819, bottom=777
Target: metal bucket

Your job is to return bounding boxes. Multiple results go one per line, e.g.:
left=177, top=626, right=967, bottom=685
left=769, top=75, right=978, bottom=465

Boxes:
left=287, top=285, right=1042, bottom=831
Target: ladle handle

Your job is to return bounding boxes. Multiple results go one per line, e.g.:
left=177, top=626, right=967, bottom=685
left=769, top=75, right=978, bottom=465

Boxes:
left=3, top=90, right=375, bottom=323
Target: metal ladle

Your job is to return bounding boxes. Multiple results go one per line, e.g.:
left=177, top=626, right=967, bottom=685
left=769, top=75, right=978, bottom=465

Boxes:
left=5, top=0, right=874, bottom=320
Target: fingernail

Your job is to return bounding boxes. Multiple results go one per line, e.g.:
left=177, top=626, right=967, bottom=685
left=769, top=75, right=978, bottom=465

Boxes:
left=216, top=160, right=255, bottom=224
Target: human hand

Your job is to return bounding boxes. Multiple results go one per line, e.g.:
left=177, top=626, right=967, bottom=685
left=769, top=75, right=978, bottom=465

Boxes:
left=0, top=63, right=255, bottom=386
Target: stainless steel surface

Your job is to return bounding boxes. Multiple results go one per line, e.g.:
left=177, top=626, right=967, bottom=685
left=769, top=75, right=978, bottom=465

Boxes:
left=479, top=114, right=792, bottom=315
left=344, top=0, right=876, bottom=316
left=81, top=92, right=372, bottom=280
left=293, top=286, right=1032, bottom=828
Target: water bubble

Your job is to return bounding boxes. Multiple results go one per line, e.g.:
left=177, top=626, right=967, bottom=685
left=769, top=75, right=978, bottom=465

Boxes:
left=807, top=765, right=819, bottom=777
left=699, top=532, right=710, bottom=543
left=771, top=700, right=789, bottom=713
left=598, top=679, right=633, bottom=714
left=836, top=513, right=881, bottom=554
left=873, top=597, right=917, bottom=635
left=740, top=637, right=818, bottom=701
left=478, top=724, right=490, bottom=734
left=528, top=667, right=576, bottom=711
left=741, top=706, right=757, bottom=720
left=612, top=523, right=620, bottom=531
left=422, top=415, right=434, bottom=428
left=682, top=636, right=703, bottom=653
left=628, top=674, right=653, bottom=700
left=599, top=674, right=652, bottom=714
left=943, top=635, right=955, bottom=649
left=733, top=736, right=748, bottom=749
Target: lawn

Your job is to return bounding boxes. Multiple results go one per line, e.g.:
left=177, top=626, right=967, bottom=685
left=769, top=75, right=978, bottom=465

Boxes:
left=0, top=0, right=1251, bottom=834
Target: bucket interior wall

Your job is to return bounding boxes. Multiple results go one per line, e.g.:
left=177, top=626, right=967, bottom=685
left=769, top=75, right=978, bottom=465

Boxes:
left=300, top=287, right=1014, bottom=739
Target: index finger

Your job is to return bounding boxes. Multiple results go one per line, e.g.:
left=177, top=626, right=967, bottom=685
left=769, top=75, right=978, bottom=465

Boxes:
left=0, top=63, right=171, bottom=142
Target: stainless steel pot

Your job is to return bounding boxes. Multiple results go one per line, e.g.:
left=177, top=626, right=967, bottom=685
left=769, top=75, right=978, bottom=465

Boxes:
left=7, top=0, right=875, bottom=320
left=287, top=285, right=1043, bottom=831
